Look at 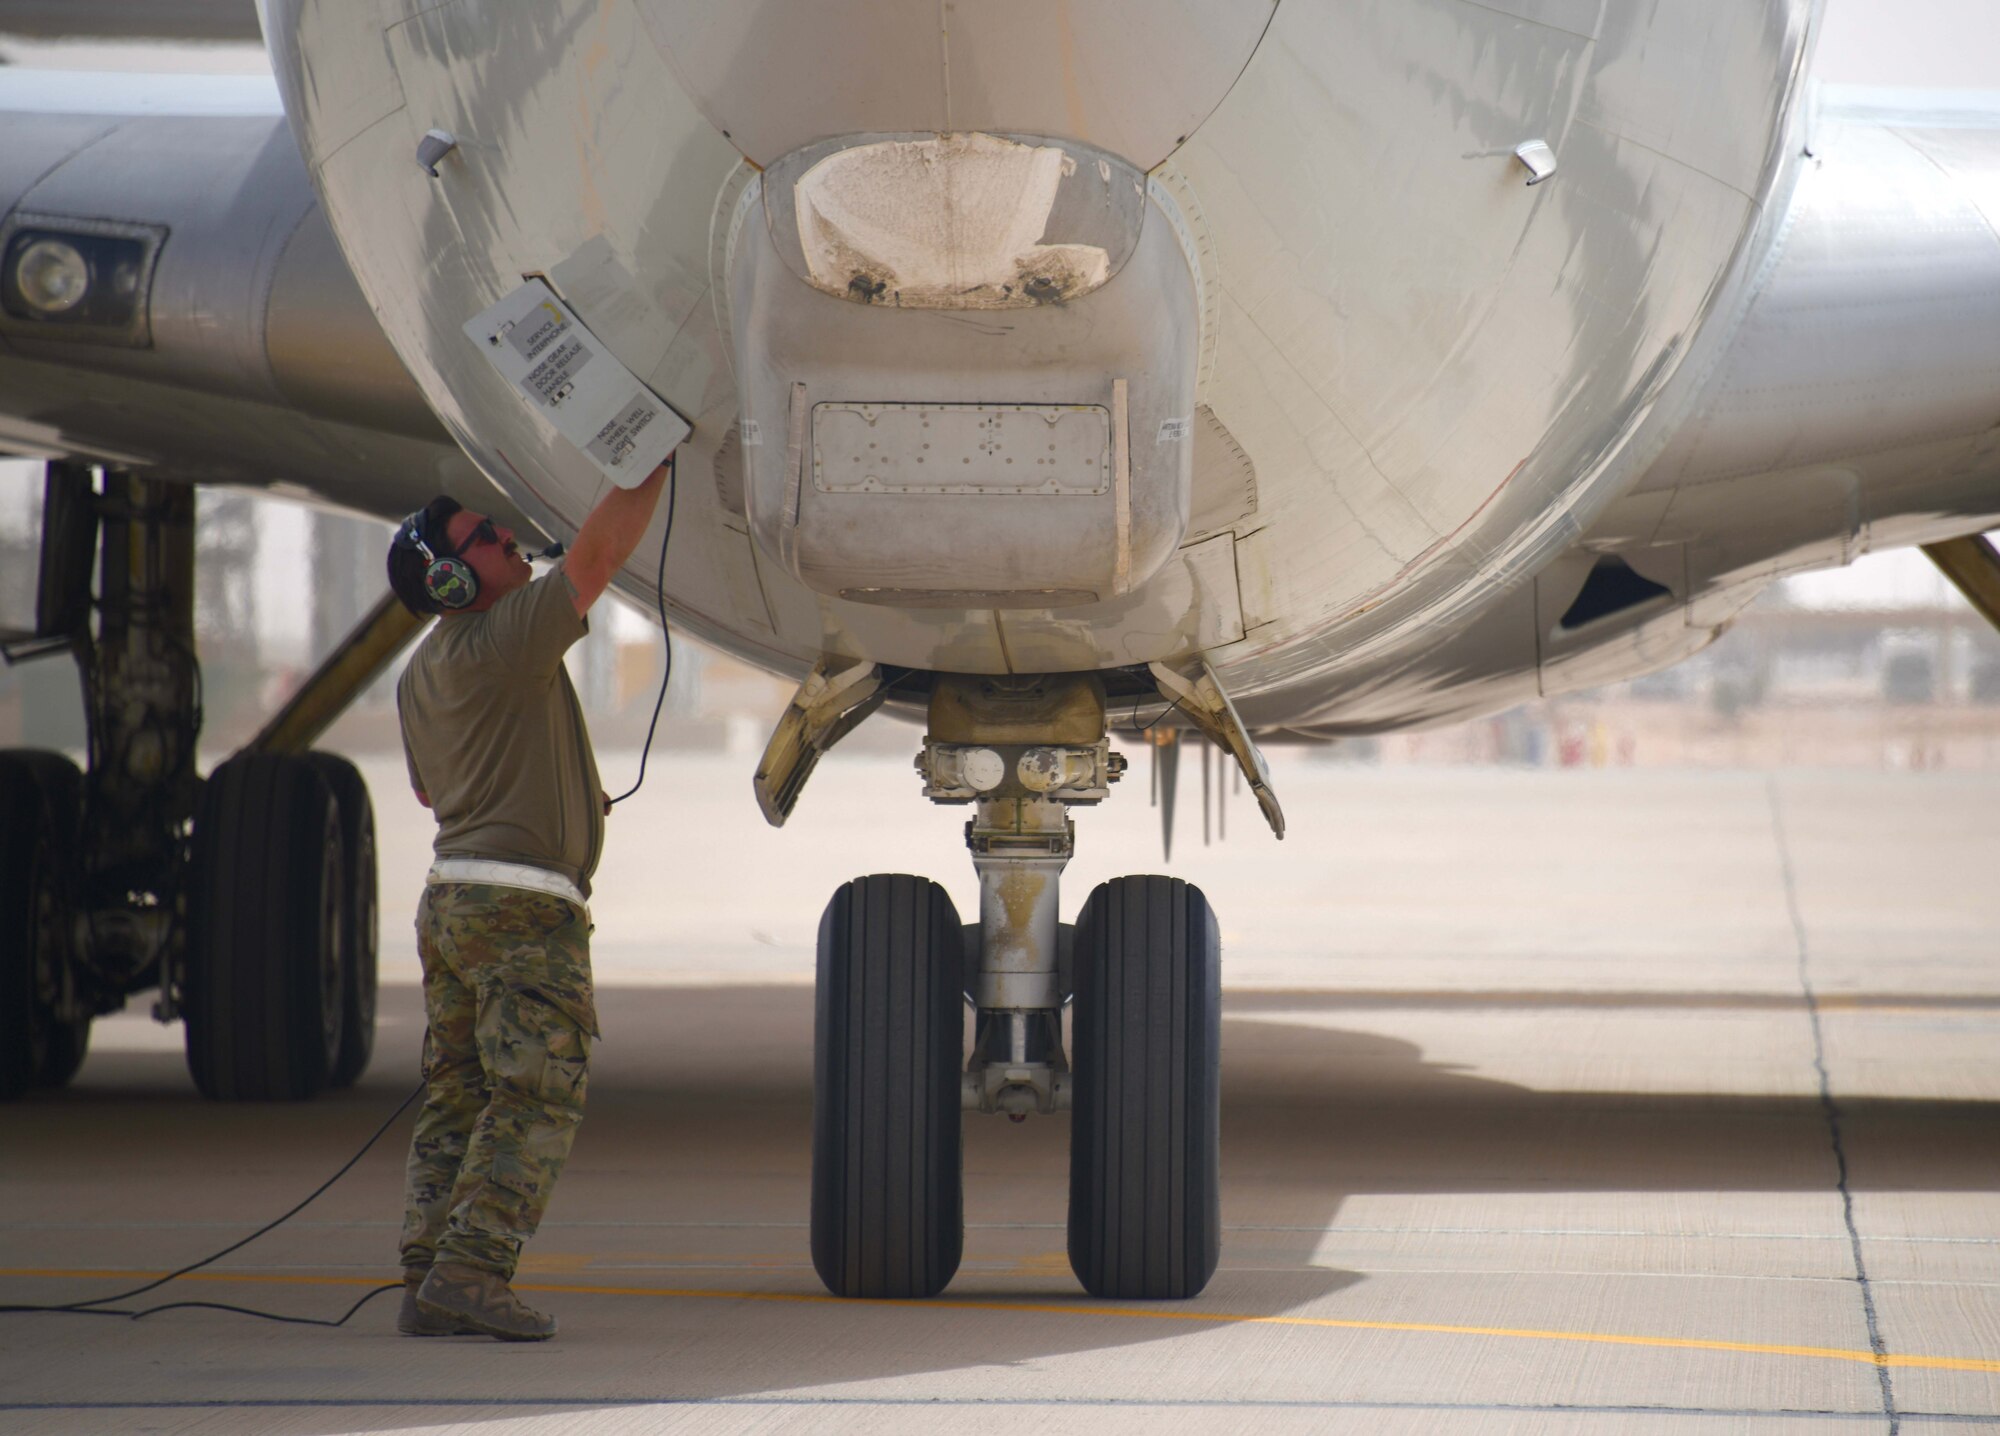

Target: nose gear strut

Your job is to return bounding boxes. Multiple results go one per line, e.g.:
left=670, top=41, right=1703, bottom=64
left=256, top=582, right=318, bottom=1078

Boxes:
left=794, top=663, right=1272, bottom=1303
left=915, top=674, right=1121, bottom=1118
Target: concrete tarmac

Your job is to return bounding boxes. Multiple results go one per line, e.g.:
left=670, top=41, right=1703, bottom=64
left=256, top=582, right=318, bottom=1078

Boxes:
left=3, top=757, right=1999, bottom=1433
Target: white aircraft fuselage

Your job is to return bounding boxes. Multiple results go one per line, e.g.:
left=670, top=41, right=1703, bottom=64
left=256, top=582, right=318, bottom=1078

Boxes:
left=1, top=0, right=1998, bottom=737
left=249, top=0, right=2000, bottom=733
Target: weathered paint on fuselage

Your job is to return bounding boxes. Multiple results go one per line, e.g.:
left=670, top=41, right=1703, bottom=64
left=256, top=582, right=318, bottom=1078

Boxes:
left=247, top=0, right=1821, bottom=725
left=4, top=3, right=2000, bottom=735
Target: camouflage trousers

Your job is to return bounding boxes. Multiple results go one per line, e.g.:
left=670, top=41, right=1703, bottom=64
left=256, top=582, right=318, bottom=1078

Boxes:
left=400, top=881, right=598, bottom=1280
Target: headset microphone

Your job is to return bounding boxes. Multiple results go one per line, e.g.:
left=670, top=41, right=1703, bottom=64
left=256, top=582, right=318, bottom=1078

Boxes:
left=528, top=541, right=565, bottom=561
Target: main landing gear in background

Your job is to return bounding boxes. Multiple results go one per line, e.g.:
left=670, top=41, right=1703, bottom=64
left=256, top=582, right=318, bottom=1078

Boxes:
left=0, top=463, right=414, bottom=1103
left=0, top=749, right=92, bottom=1096
left=761, top=664, right=1279, bottom=1302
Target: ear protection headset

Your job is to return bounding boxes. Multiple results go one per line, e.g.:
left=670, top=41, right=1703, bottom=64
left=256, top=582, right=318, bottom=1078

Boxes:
left=396, top=508, right=479, bottom=612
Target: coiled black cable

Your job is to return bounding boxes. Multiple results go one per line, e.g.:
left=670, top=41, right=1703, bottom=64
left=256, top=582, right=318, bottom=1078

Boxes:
left=0, top=1080, right=423, bottom=1326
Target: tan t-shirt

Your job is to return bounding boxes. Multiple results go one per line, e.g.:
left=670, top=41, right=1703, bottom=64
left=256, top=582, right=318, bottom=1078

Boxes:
left=397, top=566, right=605, bottom=896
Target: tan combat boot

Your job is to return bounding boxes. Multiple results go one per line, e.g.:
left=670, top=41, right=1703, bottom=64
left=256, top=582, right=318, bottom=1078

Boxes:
left=397, top=1266, right=475, bottom=1336
left=415, top=1261, right=558, bottom=1341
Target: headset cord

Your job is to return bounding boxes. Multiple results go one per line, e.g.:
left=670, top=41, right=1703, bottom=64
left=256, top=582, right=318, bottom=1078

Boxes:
left=0, top=1079, right=424, bottom=1326
left=608, top=449, right=676, bottom=808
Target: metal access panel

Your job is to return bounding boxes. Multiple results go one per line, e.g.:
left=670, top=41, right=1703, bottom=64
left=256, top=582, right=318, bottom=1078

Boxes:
left=812, top=403, right=1110, bottom=496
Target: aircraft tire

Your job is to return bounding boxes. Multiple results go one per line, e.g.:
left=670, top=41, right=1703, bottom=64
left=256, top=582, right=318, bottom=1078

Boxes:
left=1068, top=874, right=1221, bottom=1300
left=36, top=1016, right=91, bottom=1090
left=0, top=750, right=89, bottom=1098
left=810, top=873, right=965, bottom=1299
left=185, top=753, right=345, bottom=1101
left=304, top=753, right=378, bottom=1089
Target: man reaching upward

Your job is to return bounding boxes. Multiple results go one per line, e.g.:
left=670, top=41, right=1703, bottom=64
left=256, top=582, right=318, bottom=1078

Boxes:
left=385, top=462, right=670, bottom=1341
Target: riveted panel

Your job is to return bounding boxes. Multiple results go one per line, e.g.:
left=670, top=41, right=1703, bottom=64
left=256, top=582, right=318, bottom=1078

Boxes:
left=812, top=402, right=1110, bottom=497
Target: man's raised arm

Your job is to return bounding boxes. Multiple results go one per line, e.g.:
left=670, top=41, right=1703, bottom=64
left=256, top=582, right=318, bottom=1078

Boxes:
left=562, top=459, right=672, bottom=617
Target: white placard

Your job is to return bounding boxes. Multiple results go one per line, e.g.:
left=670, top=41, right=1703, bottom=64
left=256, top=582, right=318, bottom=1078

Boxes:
left=463, top=279, right=689, bottom=488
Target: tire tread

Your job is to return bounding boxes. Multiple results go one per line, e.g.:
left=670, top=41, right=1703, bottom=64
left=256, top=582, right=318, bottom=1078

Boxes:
left=186, top=754, right=343, bottom=1101
left=812, top=873, right=963, bottom=1298
left=306, top=753, right=377, bottom=1089
left=1070, top=874, right=1221, bottom=1299
left=0, top=752, right=84, bottom=1098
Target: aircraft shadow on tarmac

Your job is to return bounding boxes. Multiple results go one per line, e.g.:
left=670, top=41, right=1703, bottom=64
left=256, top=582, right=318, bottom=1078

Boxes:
left=5, top=982, right=1998, bottom=1423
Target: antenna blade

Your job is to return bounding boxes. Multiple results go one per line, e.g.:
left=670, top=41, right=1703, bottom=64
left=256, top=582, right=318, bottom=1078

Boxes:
left=1157, top=730, right=1180, bottom=862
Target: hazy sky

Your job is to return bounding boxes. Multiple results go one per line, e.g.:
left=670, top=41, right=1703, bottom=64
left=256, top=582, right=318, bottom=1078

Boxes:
left=1815, top=0, right=2000, bottom=87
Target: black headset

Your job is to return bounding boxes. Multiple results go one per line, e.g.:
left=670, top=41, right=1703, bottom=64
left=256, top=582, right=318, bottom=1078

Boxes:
left=395, top=508, right=479, bottom=612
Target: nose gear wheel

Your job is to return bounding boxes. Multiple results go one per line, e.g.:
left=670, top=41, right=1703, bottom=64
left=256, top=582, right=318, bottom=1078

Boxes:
left=1068, top=874, right=1222, bottom=1300
left=810, top=874, right=966, bottom=1298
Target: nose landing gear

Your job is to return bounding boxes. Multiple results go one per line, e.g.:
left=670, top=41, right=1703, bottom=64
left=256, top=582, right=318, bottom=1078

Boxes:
left=801, top=671, right=1233, bottom=1301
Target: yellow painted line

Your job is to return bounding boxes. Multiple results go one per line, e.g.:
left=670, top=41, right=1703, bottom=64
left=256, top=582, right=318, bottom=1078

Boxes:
left=9, top=1267, right=1999, bottom=1375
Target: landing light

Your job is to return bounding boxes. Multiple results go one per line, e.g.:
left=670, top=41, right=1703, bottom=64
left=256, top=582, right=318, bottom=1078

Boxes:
left=14, top=239, right=88, bottom=314
left=0, top=216, right=163, bottom=346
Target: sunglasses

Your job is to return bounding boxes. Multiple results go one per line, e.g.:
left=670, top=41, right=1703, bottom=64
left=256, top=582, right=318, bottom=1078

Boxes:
left=447, top=517, right=502, bottom=557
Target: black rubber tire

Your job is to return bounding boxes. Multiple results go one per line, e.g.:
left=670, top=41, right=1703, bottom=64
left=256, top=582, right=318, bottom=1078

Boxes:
left=36, top=1017, right=91, bottom=1090
left=305, top=753, right=378, bottom=1089
left=1068, top=874, right=1222, bottom=1299
left=0, top=750, right=88, bottom=1099
left=185, top=753, right=345, bottom=1101
left=811, top=874, right=966, bottom=1299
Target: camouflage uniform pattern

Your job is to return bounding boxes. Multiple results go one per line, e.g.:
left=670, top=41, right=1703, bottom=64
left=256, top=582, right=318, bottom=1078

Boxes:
left=401, top=882, right=598, bottom=1279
